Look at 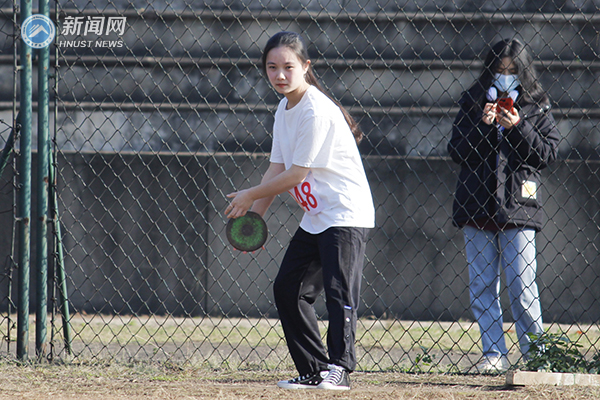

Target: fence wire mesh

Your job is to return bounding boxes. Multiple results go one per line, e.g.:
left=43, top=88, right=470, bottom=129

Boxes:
left=1, top=0, right=600, bottom=372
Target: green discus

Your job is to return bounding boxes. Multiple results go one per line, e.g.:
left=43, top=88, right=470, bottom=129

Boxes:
left=226, top=211, right=268, bottom=252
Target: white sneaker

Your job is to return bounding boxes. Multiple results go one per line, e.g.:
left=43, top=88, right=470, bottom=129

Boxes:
left=474, top=356, right=510, bottom=374
left=317, top=364, right=350, bottom=390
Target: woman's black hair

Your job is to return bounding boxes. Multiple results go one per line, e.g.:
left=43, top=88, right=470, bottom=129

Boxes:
left=261, top=31, right=364, bottom=144
left=467, top=38, right=548, bottom=107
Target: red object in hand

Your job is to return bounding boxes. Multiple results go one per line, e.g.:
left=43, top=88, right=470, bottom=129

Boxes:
left=497, top=97, right=514, bottom=112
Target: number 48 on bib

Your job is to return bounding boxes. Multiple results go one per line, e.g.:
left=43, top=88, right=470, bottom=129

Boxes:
left=289, top=175, right=324, bottom=216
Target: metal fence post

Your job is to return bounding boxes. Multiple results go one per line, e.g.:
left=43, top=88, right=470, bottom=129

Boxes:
left=16, top=0, right=33, bottom=362
left=48, top=147, right=72, bottom=356
left=35, top=0, right=51, bottom=360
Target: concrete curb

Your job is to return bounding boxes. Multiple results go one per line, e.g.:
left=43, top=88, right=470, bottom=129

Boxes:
left=506, top=370, right=600, bottom=386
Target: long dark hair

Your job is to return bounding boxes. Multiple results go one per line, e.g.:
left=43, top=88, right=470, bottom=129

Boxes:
left=261, top=31, right=364, bottom=144
left=468, top=38, right=548, bottom=107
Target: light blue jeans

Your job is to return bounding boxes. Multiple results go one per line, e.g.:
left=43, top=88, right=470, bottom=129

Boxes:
left=463, top=226, right=544, bottom=358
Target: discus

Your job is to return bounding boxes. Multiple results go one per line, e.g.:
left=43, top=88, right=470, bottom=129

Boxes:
left=226, top=211, right=268, bottom=252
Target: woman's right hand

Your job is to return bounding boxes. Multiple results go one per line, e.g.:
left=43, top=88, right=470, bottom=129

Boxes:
left=482, top=103, right=497, bottom=125
left=225, top=189, right=255, bottom=219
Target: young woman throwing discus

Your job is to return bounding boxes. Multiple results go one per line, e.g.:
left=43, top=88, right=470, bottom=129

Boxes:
left=225, top=31, right=374, bottom=390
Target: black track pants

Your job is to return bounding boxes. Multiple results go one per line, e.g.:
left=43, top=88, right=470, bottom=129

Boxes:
left=273, top=226, right=369, bottom=375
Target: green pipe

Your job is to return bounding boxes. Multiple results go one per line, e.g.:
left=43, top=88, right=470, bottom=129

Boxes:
left=48, top=150, right=72, bottom=355
left=17, top=0, right=33, bottom=362
left=35, top=0, right=51, bottom=360
left=49, top=0, right=71, bottom=355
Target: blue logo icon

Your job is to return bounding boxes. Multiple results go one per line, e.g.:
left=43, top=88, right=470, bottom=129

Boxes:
left=21, top=14, right=56, bottom=49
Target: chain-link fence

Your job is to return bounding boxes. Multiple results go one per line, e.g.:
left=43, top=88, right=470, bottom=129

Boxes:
left=1, top=0, right=600, bottom=372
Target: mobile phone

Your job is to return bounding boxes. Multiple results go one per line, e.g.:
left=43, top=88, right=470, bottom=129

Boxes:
left=497, top=97, right=514, bottom=112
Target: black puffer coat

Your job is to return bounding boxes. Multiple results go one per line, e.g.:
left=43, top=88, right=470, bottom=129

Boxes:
left=448, top=89, right=560, bottom=231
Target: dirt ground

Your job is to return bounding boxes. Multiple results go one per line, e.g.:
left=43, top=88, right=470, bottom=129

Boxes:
left=2, top=316, right=600, bottom=398
left=1, top=364, right=600, bottom=400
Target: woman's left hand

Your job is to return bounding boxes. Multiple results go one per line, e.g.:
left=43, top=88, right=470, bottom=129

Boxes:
left=225, top=189, right=255, bottom=219
left=496, top=106, right=521, bottom=129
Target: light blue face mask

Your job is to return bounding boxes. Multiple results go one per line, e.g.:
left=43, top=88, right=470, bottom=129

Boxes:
left=493, top=73, right=520, bottom=92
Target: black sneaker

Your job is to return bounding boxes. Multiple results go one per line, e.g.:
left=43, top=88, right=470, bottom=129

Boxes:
left=277, top=370, right=328, bottom=389
left=317, top=364, right=350, bottom=390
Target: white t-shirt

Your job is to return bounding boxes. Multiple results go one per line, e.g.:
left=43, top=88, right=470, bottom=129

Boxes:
left=270, top=85, right=375, bottom=234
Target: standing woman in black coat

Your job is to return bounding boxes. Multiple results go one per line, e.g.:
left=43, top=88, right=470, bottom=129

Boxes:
left=448, top=39, right=560, bottom=373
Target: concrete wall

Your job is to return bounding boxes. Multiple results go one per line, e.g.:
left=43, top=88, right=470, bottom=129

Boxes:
left=1, top=152, right=598, bottom=324
left=44, top=7, right=600, bottom=158
left=3, top=2, right=599, bottom=157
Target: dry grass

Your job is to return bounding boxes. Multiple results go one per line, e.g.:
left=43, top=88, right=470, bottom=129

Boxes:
left=1, top=362, right=600, bottom=399
left=2, top=315, right=600, bottom=398
left=3, top=314, right=599, bottom=372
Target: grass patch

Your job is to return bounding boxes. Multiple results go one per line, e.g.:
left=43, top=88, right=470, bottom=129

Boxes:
left=1, top=314, right=599, bottom=373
